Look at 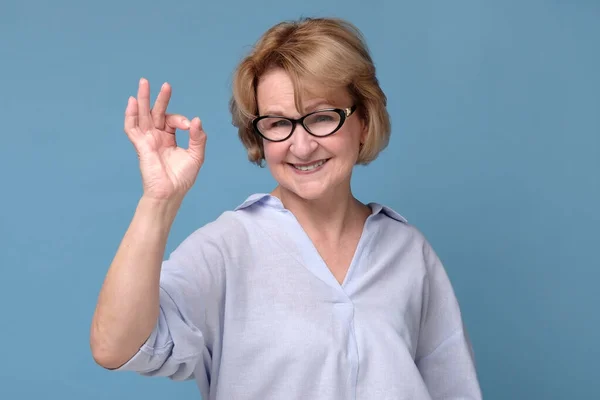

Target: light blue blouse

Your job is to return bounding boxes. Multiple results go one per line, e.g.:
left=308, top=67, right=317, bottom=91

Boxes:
left=117, top=193, right=482, bottom=399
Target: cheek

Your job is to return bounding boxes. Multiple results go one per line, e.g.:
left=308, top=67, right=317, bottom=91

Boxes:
left=333, top=126, right=363, bottom=156
left=263, top=142, right=288, bottom=164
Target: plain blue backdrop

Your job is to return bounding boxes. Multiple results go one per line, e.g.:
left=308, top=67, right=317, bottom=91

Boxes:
left=1, top=0, right=598, bottom=399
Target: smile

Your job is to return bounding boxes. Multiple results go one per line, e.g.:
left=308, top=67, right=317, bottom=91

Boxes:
left=290, top=159, right=329, bottom=172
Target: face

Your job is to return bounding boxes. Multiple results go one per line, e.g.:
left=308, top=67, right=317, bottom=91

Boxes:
left=256, top=68, right=366, bottom=202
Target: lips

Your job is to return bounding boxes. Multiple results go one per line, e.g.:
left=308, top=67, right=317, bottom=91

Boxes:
left=289, top=159, right=329, bottom=172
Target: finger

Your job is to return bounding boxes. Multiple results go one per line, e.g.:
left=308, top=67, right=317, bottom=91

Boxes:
left=124, top=96, right=141, bottom=140
left=187, top=117, right=207, bottom=164
left=151, top=82, right=171, bottom=129
left=137, top=78, right=152, bottom=132
left=165, top=114, right=191, bottom=134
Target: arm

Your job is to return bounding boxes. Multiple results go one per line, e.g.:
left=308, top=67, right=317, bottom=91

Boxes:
left=90, top=196, right=180, bottom=369
left=415, top=240, right=482, bottom=399
left=90, top=78, right=208, bottom=375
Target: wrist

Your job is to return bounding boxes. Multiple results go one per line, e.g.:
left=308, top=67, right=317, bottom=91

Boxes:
left=137, top=195, right=183, bottom=224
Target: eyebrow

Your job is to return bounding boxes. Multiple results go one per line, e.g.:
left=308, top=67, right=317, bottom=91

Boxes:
left=261, top=102, right=336, bottom=117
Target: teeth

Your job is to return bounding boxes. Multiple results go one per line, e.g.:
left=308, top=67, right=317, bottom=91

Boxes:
left=293, top=159, right=326, bottom=171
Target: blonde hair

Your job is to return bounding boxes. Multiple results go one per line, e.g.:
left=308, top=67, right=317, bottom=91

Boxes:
left=230, top=17, right=391, bottom=166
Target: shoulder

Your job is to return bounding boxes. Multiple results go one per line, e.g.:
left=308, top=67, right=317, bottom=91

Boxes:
left=198, top=192, right=279, bottom=238
left=368, top=201, right=426, bottom=243
left=169, top=193, right=275, bottom=259
left=367, top=201, right=440, bottom=269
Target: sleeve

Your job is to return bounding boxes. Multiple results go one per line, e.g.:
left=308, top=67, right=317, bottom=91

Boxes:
left=415, top=239, right=482, bottom=399
left=115, top=229, right=226, bottom=384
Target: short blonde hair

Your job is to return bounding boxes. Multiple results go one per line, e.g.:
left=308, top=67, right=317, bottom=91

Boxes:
left=229, top=17, right=391, bottom=166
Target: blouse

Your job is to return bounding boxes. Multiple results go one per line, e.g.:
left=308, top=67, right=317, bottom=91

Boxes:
left=117, top=193, right=482, bottom=399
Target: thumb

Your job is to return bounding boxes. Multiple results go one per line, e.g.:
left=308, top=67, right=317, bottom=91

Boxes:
left=187, top=117, right=207, bottom=164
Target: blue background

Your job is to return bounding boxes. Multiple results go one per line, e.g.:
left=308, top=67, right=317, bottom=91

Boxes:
left=1, top=0, right=598, bottom=399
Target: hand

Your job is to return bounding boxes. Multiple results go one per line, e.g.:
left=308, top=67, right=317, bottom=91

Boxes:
left=124, top=78, right=207, bottom=201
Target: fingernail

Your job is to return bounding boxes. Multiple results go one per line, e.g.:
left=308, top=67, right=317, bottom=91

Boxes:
left=182, top=119, right=190, bottom=128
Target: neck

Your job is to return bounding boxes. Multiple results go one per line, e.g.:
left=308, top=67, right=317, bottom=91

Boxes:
left=272, top=182, right=370, bottom=242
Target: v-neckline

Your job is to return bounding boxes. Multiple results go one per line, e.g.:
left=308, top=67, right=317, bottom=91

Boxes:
left=281, top=206, right=376, bottom=293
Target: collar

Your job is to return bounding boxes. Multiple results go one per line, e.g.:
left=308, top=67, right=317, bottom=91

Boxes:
left=235, top=193, right=408, bottom=223
left=234, top=193, right=284, bottom=211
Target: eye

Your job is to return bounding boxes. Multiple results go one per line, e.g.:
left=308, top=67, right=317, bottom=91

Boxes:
left=273, top=120, right=291, bottom=127
left=306, top=111, right=339, bottom=126
left=315, top=115, right=334, bottom=122
left=264, top=119, right=292, bottom=129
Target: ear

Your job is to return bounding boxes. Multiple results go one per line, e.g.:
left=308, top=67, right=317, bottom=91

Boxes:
left=359, top=118, right=368, bottom=144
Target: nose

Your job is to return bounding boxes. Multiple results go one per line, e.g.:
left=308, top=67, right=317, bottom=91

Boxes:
left=289, top=124, right=318, bottom=159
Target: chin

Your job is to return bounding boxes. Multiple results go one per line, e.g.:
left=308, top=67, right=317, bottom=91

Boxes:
left=291, top=187, right=329, bottom=202
left=278, top=182, right=327, bottom=201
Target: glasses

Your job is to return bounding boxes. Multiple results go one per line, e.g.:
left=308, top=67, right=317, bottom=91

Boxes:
left=252, top=105, right=357, bottom=142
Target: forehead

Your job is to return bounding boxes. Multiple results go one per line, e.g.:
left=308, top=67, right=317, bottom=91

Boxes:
left=256, top=68, right=350, bottom=115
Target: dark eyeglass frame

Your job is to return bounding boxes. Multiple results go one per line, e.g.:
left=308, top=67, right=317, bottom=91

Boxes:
left=252, top=105, right=357, bottom=142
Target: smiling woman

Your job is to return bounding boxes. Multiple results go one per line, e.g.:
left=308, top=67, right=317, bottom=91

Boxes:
left=90, top=17, right=482, bottom=400
left=255, top=67, right=367, bottom=204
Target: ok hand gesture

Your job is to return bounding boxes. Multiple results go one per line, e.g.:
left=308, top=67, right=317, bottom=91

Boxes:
left=124, top=78, right=207, bottom=201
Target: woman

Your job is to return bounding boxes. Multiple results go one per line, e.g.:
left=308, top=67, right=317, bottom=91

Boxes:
left=91, top=17, right=482, bottom=400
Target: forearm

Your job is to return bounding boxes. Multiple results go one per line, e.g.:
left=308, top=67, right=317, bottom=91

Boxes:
left=90, top=195, right=182, bottom=369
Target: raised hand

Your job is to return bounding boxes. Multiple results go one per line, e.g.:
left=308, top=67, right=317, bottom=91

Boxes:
left=124, top=78, right=207, bottom=201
